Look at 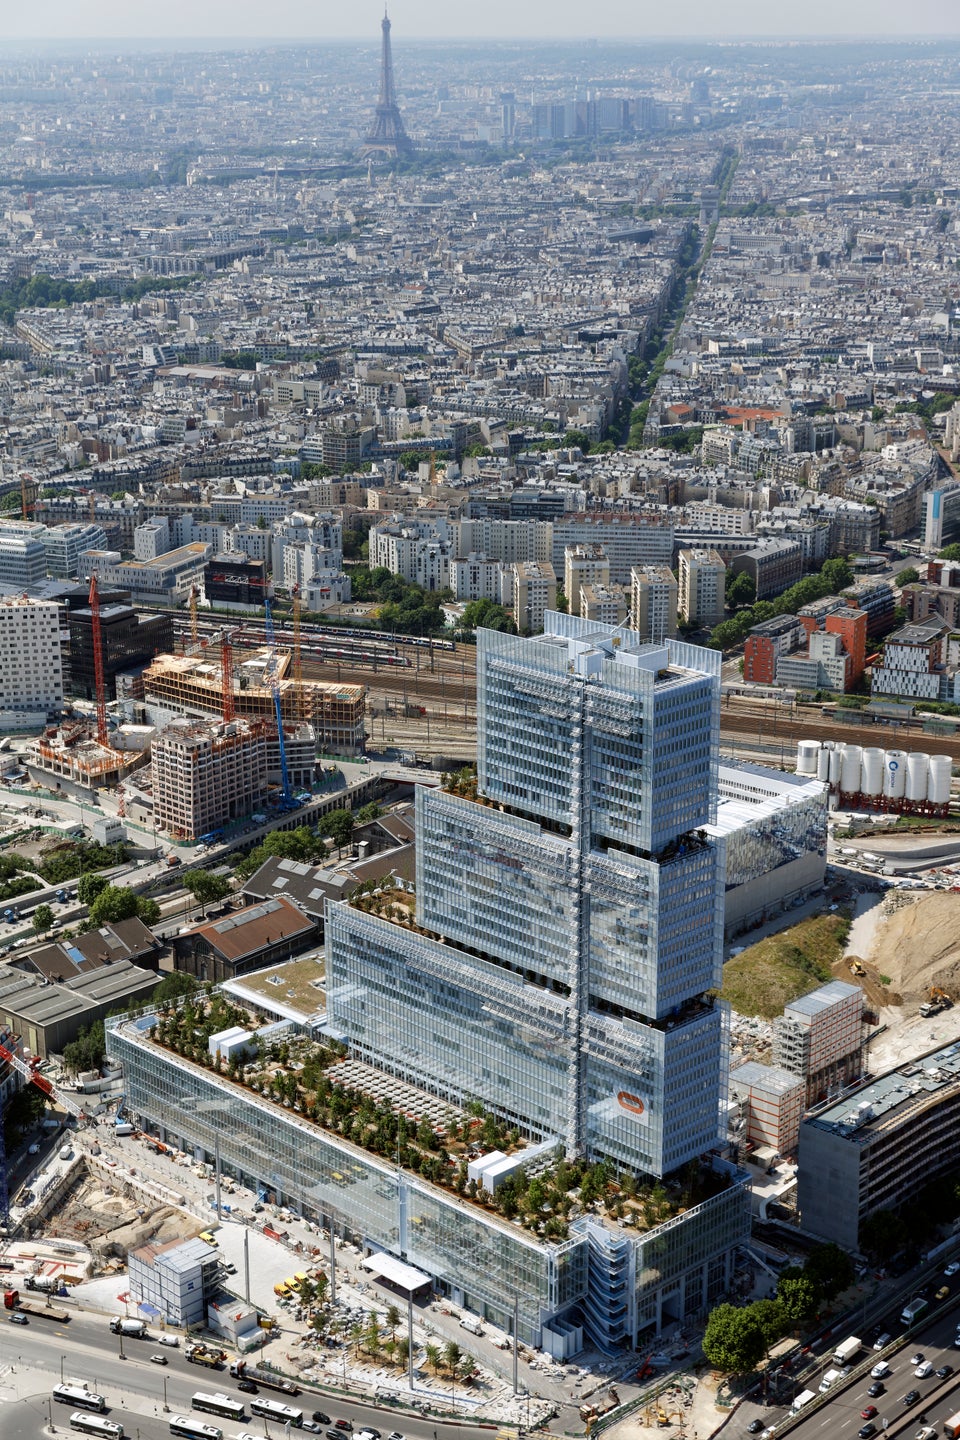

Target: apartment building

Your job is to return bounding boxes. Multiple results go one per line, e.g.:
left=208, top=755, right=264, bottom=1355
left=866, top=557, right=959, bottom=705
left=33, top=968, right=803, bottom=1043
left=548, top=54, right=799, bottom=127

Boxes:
left=580, top=583, right=627, bottom=626
left=678, top=547, right=726, bottom=627
left=564, top=544, right=610, bottom=617
left=729, top=1061, right=806, bottom=1157
left=730, top=539, right=803, bottom=602
left=551, top=514, right=674, bottom=584
left=872, top=619, right=948, bottom=701
left=512, top=560, right=557, bottom=634
left=151, top=717, right=269, bottom=840
left=630, top=565, right=678, bottom=643
left=742, top=614, right=805, bottom=684
left=0, top=596, right=64, bottom=722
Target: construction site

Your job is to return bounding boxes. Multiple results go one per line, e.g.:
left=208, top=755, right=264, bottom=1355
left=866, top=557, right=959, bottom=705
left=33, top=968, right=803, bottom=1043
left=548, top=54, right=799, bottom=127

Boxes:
left=142, top=648, right=365, bottom=758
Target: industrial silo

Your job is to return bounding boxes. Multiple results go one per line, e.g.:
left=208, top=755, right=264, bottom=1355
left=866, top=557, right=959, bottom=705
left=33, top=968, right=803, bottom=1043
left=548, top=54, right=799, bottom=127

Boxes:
left=861, top=747, right=885, bottom=804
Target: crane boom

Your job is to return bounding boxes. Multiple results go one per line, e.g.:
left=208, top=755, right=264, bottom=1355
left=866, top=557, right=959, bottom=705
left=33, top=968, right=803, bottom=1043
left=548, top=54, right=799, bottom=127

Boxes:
left=263, top=597, right=293, bottom=808
left=0, top=1039, right=85, bottom=1118
left=88, top=574, right=109, bottom=748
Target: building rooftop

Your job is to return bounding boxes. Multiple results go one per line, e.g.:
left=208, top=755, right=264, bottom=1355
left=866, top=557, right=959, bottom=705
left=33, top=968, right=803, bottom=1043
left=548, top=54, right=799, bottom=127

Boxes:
left=181, top=894, right=314, bottom=963
left=222, top=953, right=326, bottom=1019
left=784, top=979, right=861, bottom=1020
left=805, top=1037, right=960, bottom=1143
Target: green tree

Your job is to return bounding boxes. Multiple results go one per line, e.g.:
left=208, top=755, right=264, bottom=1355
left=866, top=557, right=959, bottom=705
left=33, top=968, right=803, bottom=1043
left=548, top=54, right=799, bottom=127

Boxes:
left=442, top=1339, right=463, bottom=1375
left=152, top=972, right=200, bottom=1005
left=183, top=869, right=231, bottom=917
left=804, top=1241, right=855, bottom=1300
left=355, top=802, right=382, bottom=825
left=726, top=571, right=756, bottom=609
left=32, top=904, right=54, bottom=936
left=88, top=884, right=160, bottom=928
left=77, top=871, right=109, bottom=907
left=776, top=1271, right=819, bottom=1330
left=751, top=1298, right=786, bottom=1352
left=319, top=808, right=354, bottom=856
left=62, top=1018, right=106, bottom=1074
left=459, top=597, right=518, bottom=635
left=895, top=567, right=920, bottom=587
left=563, top=430, right=592, bottom=452
left=702, top=1302, right=766, bottom=1374
left=940, top=545, right=960, bottom=563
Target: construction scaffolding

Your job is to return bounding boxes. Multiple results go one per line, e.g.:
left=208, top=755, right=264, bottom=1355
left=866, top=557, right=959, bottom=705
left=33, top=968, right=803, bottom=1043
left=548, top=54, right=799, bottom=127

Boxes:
left=27, top=720, right=148, bottom=787
left=142, top=650, right=366, bottom=756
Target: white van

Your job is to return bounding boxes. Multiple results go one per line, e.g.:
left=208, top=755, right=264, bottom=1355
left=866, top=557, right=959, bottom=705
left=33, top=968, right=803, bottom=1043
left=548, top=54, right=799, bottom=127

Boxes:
left=792, top=1390, right=816, bottom=1413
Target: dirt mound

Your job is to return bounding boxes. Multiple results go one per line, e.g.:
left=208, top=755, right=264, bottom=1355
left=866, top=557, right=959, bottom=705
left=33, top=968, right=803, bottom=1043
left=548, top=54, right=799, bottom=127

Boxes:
left=867, top=892, right=960, bottom=1004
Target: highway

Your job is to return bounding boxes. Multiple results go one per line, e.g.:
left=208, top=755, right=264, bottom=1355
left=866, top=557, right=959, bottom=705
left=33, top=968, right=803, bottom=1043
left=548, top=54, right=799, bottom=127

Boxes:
left=0, top=1310, right=500, bottom=1440
left=729, top=1294, right=960, bottom=1440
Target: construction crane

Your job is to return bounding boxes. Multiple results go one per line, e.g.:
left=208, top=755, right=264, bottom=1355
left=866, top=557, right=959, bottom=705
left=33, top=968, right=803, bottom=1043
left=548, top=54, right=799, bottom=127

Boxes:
left=89, top=491, right=97, bottom=526
left=0, top=1037, right=87, bottom=1225
left=221, top=630, right=235, bottom=723
left=291, top=584, right=304, bottom=726
left=189, top=585, right=199, bottom=650
left=263, top=597, right=294, bottom=810
left=88, top=574, right=109, bottom=749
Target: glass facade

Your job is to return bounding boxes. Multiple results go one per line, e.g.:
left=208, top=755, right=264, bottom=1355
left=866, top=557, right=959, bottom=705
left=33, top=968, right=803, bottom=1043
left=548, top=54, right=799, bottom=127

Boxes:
left=107, top=1020, right=581, bottom=1344
left=330, top=615, right=727, bottom=1178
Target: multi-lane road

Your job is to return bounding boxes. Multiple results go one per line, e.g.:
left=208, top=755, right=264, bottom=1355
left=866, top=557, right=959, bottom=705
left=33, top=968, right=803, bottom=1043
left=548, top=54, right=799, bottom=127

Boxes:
left=729, top=1296, right=960, bottom=1440
left=0, top=1310, right=498, bottom=1440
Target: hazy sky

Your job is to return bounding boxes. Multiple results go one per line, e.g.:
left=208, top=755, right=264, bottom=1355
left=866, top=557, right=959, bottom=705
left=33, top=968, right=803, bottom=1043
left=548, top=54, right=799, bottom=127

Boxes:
left=6, top=0, right=959, bottom=40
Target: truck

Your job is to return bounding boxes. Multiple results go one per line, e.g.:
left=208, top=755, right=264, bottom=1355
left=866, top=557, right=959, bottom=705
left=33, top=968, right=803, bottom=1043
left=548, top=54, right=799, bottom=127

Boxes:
left=109, top=1316, right=147, bottom=1338
left=819, top=1369, right=843, bottom=1394
left=228, top=1361, right=300, bottom=1396
left=4, top=1291, right=70, bottom=1323
left=792, top=1390, right=817, bottom=1413
left=920, top=1000, right=944, bottom=1018
left=185, top=1342, right=226, bottom=1369
left=833, top=1336, right=862, bottom=1366
left=901, top=1297, right=929, bottom=1326
left=943, top=1416, right=960, bottom=1440
left=25, top=1275, right=64, bottom=1294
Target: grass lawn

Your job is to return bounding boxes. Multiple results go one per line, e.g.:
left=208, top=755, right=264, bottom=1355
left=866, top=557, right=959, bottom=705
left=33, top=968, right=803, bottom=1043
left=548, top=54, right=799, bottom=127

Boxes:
left=721, top=912, right=851, bottom=1019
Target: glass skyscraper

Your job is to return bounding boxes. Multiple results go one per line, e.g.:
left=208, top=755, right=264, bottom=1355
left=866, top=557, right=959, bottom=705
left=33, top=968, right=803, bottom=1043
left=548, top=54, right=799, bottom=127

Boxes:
left=328, top=613, right=729, bottom=1180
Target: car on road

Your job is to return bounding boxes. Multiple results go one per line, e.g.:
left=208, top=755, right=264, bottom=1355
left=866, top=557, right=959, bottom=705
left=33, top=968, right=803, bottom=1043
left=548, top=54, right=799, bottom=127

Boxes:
left=937, top=1365, right=954, bottom=1380
left=746, top=1421, right=763, bottom=1435
left=945, top=1261, right=960, bottom=1276
left=333, top=1423, right=351, bottom=1431
left=873, top=1334, right=892, bottom=1351
left=355, top=1430, right=380, bottom=1440
left=237, top=1381, right=257, bottom=1393
left=312, top=1416, right=330, bottom=1427
left=868, top=1383, right=886, bottom=1398
left=915, top=1362, right=934, bottom=1379
left=150, top=1355, right=168, bottom=1365
left=910, top=1353, right=925, bottom=1366
left=902, top=1390, right=921, bottom=1407
left=871, top=1361, right=890, bottom=1378
left=301, top=1424, right=322, bottom=1433
left=859, top=1424, right=878, bottom=1438
left=9, top=1312, right=27, bottom=1325
left=936, top=1286, right=950, bottom=1301
left=386, top=1432, right=404, bottom=1440
left=861, top=1406, right=879, bottom=1420
left=156, top=1334, right=179, bottom=1346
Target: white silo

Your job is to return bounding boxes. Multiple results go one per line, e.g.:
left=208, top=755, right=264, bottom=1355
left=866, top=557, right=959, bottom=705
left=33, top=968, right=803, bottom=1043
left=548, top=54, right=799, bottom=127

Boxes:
left=797, top=740, right=820, bottom=775
left=840, top=744, right=862, bottom=797
left=861, top=747, right=885, bottom=802
left=817, top=748, right=830, bottom=782
left=927, top=754, right=953, bottom=812
left=905, top=752, right=929, bottom=807
left=883, top=750, right=907, bottom=804
left=828, top=745, right=842, bottom=786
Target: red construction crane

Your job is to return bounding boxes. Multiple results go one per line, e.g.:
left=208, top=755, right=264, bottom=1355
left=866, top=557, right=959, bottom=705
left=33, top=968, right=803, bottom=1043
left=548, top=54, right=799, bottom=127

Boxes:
left=221, top=630, right=235, bottom=723
left=88, top=574, right=109, bottom=748
left=0, top=1038, right=86, bottom=1119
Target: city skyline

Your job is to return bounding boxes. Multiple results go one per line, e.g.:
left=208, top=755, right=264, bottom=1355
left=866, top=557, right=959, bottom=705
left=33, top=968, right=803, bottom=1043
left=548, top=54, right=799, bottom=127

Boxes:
left=3, top=0, right=959, bottom=41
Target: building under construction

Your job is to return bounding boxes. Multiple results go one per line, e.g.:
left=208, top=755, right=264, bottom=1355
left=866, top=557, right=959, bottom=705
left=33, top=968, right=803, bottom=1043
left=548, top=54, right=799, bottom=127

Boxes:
left=26, top=719, right=148, bottom=789
left=141, top=649, right=366, bottom=757
left=152, top=717, right=269, bottom=841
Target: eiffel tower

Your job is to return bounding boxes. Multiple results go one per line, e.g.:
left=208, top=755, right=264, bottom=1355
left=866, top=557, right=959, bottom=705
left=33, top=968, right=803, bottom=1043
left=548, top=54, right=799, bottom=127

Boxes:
left=362, top=8, right=414, bottom=159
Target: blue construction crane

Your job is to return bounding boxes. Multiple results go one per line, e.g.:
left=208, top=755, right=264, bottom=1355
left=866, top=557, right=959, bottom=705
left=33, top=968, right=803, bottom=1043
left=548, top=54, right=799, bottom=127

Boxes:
left=263, top=597, right=295, bottom=810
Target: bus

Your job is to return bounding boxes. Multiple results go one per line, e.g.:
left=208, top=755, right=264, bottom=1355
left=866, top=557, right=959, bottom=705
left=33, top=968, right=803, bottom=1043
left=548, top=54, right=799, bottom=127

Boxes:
left=169, top=1419, right=222, bottom=1440
left=69, top=1414, right=124, bottom=1439
left=249, top=1398, right=303, bottom=1427
left=191, top=1394, right=245, bottom=1423
left=53, top=1388, right=106, bottom=1413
